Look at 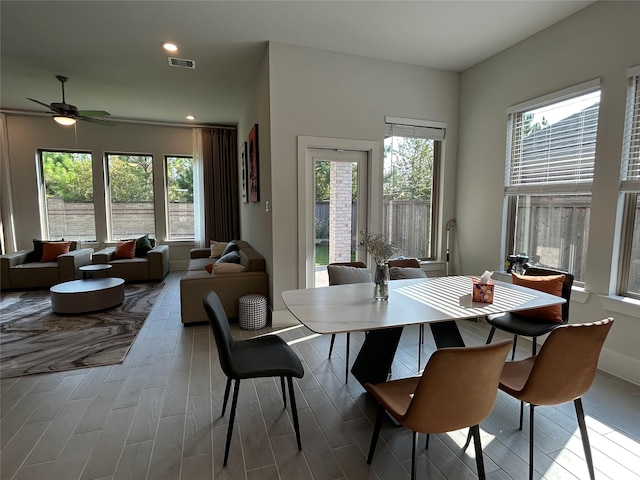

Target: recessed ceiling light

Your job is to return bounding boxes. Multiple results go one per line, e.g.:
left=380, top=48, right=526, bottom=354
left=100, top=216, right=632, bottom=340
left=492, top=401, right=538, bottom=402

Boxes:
left=162, top=42, right=179, bottom=53
left=186, top=115, right=195, bottom=121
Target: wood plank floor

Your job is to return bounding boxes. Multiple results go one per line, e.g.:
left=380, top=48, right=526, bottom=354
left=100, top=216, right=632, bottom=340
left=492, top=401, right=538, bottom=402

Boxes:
left=1, top=272, right=639, bottom=479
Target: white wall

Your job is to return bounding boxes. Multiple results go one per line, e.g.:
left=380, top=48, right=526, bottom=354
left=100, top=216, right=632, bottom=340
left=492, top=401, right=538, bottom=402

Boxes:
left=2, top=115, right=194, bottom=267
left=457, top=1, right=640, bottom=384
left=267, top=42, right=460, bottom=311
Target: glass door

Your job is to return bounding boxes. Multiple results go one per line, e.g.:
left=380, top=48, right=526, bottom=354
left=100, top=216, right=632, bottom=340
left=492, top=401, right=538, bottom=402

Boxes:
left=310, top=149, right=368, bottom=287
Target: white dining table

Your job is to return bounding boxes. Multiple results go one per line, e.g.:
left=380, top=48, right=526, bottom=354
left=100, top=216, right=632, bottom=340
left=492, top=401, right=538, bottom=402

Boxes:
left=282, top=275, right=565, bottom=386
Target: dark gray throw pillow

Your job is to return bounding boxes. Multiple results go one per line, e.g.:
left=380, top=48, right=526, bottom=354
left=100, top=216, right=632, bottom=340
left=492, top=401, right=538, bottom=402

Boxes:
left=221, top=240, right=239, bottom=257
left=215, top=250, right=241, bottom=264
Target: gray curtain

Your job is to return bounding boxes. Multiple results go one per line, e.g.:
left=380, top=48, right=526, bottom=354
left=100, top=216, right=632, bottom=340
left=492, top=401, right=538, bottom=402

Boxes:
left=202, top=128, right=239, bottom=242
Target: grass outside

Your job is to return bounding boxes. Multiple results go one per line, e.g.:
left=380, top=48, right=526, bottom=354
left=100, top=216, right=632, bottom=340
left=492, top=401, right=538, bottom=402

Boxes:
left=315, top=244, right=356, bottom=266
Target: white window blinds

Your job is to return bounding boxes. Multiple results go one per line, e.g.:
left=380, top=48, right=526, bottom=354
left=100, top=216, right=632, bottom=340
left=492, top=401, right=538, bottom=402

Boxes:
left=384, top=116, right=445, bottom=141
left=621, top=65, right=640, bottom=190
left=505, top=83, right=601, bottom=194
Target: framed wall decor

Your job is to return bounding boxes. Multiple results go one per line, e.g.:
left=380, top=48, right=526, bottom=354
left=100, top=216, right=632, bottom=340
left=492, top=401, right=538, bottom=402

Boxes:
left=240, top=141, right=248, bottom=203
left=248, top=124, right=259, bottom=202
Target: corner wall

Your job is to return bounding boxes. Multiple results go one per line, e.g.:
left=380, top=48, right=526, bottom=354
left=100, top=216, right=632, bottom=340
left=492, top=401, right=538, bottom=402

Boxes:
left=457, top=1, right=640, bottom=384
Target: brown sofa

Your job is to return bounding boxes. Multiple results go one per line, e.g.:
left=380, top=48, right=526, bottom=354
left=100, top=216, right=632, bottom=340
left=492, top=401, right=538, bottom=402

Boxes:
left=92, top=241, right=169, bottom=282
left=0, top=241, right=93, bottom=290
left=180, top=240, right=268, bottom=325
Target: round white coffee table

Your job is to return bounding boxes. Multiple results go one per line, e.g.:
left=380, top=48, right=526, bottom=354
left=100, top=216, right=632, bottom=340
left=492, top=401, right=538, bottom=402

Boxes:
left=50, top=277, right=125, bottom=314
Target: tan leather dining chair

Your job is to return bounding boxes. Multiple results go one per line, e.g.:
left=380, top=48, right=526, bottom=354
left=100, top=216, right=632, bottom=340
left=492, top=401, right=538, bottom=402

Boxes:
left=365, top=339, right=512, bottom=480
left=497, top=318, right=613, bottom=480
left=326, top=261, right=371, bottom=382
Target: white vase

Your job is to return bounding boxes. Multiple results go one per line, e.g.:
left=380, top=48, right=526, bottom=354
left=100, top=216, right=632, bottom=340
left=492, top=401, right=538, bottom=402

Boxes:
left=373, top=262, right=390, bottom=301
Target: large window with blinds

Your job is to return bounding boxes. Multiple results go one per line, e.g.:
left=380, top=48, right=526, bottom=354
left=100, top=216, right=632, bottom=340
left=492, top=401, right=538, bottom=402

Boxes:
left=504, top=81, right=601, bottom=284
left=618, top=66, right=640, bottom=298
left=384, top=117, right=444, bottom=260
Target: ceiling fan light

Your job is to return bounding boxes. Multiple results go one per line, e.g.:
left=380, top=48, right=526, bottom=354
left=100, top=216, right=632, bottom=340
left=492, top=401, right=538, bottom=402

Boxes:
left=53, top=115, right=76, bottom=126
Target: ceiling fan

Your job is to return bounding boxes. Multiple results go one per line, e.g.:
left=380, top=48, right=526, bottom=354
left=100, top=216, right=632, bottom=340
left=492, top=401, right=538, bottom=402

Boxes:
left=27, top=75, right=115, bottom=126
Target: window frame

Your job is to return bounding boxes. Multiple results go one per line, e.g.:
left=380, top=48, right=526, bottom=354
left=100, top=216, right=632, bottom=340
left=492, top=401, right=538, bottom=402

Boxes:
left=383, top=117, right=445, bottom=261
left=164, top=154, right=195, bottom=241
left=502, top=80, right=602, bottom=285
left=37, top=149, right=96, bottom=242
left=104, top=151, right=156, bottom=241
left=616, top=65, right=640, bottom=299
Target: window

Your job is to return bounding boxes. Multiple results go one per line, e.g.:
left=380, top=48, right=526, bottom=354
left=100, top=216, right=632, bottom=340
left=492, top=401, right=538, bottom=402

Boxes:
left=106, top=153, right=155, bottom=240
left=504, top=81, right=601, bottom=283
left=618, top=66, right=640, bottom=298
left=38, top=150, right=96, bottom=241
left=384, top=118, right=444, bottom=260
left=165, top=155, right=194, bottom=240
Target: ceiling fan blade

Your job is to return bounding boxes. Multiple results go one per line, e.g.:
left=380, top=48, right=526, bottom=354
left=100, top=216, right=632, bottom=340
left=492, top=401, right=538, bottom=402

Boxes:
left=26, top=97, right=55, bottom=111
left=77, top=110, right=111, bottom=117
left=78, top=116, right=116, bottom=126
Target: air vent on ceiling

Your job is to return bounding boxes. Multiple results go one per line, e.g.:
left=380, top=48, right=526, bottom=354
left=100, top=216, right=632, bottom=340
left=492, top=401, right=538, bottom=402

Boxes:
left=168, top=57, right=196, bottom=69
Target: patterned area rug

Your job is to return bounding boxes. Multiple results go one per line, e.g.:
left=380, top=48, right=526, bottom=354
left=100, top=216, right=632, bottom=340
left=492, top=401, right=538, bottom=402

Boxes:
left=0, top=282, right=164, bottom=378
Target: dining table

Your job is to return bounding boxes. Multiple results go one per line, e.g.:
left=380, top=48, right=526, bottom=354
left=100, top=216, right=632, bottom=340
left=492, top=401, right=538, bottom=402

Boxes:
left=282, top=275, right=566, bottom=387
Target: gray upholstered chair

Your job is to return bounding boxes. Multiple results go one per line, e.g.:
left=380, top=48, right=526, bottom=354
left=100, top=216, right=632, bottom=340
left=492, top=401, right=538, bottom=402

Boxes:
left=326, top=262, right=372, bottom=382
left=388, top=258, right=428, bottom=368
left=203, top=291, right=304, bottom=467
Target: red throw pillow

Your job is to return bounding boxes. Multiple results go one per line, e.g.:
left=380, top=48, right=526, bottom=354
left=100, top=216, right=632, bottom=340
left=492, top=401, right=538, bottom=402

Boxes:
left=114, top=239, right=136, bottom=259
left=512, top=273, right=565, bottom=323
left=204, top=264, right=214, bottom=274
left=41, top=241, right=71, bottom=262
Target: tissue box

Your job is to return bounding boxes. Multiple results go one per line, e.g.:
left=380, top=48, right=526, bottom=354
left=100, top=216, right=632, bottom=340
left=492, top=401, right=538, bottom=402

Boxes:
left=472, top=277, right=494, bottom=304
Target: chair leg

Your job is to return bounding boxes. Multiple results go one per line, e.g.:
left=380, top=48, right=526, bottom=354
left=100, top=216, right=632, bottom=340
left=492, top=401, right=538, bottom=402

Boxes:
left=462, top=429, right=472, bottom=452
left=528, top=404, right=536, bottom=480
left=345, top=332, right=350, bottom=383
left=287, top=377, right=302, bottom=451
left=328, top=334, right=336, bottom=358
left=280, top=376, right=286, bottom=408
left=223, top=379, right=241, bottom=467
left=367, top=405, right=385, bottom=464
left=411, top=430, right=418, bottom=480
left=574, top=398, right=596, bottom=480
left=519, top=401, right=524, bottom=430
left=531, top=336, right=538, bottom=356
left=221, top=377, right=232, bottom=417
left=485, top=326, right=496, bottom=344
left=425, top=433, right=430, bottom=450
left=471, top=424, right=486, bottom=480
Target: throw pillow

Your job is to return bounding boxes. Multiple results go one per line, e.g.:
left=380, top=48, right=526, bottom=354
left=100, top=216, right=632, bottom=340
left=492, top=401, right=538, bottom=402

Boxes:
left=135, top=234, right=153, bottom=257
left=389, top=267, right=427, bottom=280
left=204, top=262, right=245, bottom=274
left=40, top=241, right=71, bottom=262
left=210, top=241, right=228, bottom=258
left=512, top=273, right=566, bottom=323
left=114, top=239, right=136, bottom=260
left=215, top=251, right=241, bottom=264
left=221, top=240, right=239, bottom=257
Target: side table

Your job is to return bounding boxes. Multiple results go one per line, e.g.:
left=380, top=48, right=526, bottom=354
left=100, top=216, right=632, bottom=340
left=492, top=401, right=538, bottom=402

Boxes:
left=79, top=263, right=112, bottom=279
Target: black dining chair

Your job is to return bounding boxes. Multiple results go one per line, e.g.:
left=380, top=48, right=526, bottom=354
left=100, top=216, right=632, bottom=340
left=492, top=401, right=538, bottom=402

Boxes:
left=203, top=290, right=305, bottom=467
left=486, top=265, right=573, bottom=359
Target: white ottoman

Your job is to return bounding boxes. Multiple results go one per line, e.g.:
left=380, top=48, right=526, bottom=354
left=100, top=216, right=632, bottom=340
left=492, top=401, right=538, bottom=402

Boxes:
left=239, top=294, right=267, bottom=330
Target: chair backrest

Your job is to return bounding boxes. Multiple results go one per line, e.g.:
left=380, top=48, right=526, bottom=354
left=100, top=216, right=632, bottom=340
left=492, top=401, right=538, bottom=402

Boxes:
left=517, top=318, right=613, bottom=406
left=387, top=258, right=420, bottom=268
left=524, top=265, right=574, bottom=323
left=327, top=262, right=372, bottom=285
left=203, top=290, right=236, bottom=378
left=403, top=339, right=512, bottom=434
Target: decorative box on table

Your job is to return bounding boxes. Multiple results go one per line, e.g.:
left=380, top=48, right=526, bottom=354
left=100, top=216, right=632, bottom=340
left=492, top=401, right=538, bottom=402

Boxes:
left=472, top=277, right=494, bottom=304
